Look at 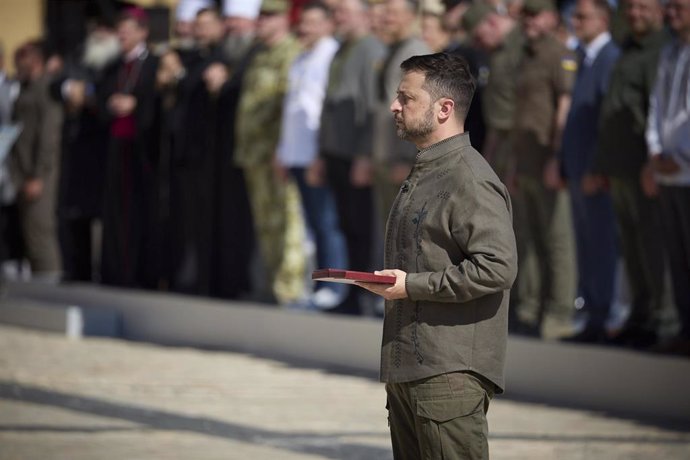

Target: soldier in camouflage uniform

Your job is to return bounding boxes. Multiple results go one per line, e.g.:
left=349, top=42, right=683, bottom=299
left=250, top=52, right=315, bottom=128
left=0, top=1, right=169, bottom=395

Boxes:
left=234, top=0, right=305, bottom=304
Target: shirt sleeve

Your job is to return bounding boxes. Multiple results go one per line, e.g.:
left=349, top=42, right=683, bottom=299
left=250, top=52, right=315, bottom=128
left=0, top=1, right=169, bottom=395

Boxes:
left=405, top=176, right=518, bottom=303
left=645, top=52, right=666, bottom=156
left=554, top=48, right=577, bottom=97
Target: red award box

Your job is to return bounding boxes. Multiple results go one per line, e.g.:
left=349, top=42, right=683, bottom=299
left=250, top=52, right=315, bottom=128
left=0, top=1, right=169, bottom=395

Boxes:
left=312, top=269, right=396, bottom=285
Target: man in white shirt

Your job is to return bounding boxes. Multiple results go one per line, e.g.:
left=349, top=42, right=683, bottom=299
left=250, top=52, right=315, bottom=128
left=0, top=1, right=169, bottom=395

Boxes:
left=644, top=0, right=690, bottom=356
left=275, top=1, right=347, bottom=309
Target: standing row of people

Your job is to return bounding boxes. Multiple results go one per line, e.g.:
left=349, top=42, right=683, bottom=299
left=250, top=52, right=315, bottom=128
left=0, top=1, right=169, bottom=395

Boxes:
left=462, top=0, right=689, bottom=354
left=1, top=0, right=688, bottom=355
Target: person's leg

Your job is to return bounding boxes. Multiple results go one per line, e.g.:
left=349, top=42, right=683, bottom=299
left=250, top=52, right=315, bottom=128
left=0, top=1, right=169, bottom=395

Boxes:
left=324, top=155, right=373, bottom=314
left=20, top=170, right=61, bottom=280
left=577, top=188, right=618, bottom=333
left=541, top=186, right=577, bottom=339
left=412, top=372, right=492, bottom=460
left=511, top=176, right=543, bottom=334
left=386, top=382, right=421, bottom=460
left=291, top=167, right=348, bottom=305
left=609, top=177, right=666, bottom=344
left=659, top=186, right=690, bottom=341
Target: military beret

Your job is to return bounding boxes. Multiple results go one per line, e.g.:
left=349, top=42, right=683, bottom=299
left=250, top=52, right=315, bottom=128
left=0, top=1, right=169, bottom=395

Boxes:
left=461, top=2, right=494, bottom=33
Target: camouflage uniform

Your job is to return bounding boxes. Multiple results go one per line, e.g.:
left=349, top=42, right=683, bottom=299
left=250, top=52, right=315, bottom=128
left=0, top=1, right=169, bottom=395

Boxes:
left=235, top=35, right=305, bottom=303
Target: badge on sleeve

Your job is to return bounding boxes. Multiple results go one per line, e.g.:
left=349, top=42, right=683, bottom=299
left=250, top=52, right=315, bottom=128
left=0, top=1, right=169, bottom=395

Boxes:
left=561, top=57, right=578, bottom=72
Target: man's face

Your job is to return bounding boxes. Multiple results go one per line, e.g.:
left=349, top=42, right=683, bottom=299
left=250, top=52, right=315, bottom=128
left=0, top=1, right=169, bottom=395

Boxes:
left=572, top=0, right=608, bottom=44
left=421, top=14, right=450, bottom=52
left=474, top=14, right=501, bottom=50
left=256, top=12, right=287, bottom=43
left=390, top=71, right=437, bottom=143
left=117, top=19, right=147, bottom=54
left=625, top=0, right=663, bottom=36
left=194, top=11, right=225, bottom=47
left=298, top=8, right=333, bottom=48
left=383, top=0, right=416, bottom=41
left=334, top=0, right=364, bottom=37
left=667, top=0, right=690, bottom=34
left=522, top=9, right=559, bottom=40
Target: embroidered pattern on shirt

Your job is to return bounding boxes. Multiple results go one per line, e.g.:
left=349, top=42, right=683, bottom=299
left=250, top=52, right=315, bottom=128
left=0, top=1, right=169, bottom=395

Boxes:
left=410, top=202, right=428, bottom=365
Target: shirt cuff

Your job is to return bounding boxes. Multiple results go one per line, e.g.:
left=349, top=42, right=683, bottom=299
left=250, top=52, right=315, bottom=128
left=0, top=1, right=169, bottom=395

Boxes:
left=405, top=272, right=431, bottom=302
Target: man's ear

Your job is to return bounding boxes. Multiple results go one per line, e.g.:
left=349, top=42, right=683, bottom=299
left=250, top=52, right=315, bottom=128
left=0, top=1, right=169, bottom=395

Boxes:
left=438, top=98, right=455, bottom=121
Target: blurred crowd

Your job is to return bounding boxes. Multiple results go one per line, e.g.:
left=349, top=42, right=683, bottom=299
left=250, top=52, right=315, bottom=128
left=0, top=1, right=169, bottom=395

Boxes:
left=0, top=0, right=688, bottom=356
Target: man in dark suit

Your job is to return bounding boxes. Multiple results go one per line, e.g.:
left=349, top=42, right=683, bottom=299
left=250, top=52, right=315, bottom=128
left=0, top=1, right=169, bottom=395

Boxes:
left=559, top=0, right=620, bottom=343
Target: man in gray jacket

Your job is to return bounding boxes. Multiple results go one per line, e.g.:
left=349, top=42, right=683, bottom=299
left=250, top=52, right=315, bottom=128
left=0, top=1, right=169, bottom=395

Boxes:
left=359, top=53, right=517, bottom=459
left=9, top=41, right=63, bottom=282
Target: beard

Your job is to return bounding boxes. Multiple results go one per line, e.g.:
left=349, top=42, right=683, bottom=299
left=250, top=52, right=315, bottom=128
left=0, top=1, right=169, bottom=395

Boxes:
left=395, top=105, right=436, bottom=142
left=82, top=34, right=121, bottom=71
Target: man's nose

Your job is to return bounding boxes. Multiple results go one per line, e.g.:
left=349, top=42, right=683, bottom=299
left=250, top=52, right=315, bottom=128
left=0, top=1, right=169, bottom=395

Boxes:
left=390, top=98, right=400, bottom=113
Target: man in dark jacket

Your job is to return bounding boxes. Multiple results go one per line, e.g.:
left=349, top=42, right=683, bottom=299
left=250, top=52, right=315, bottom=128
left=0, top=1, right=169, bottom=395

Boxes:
left=98, top=8, right=159, bottom=288
left=359, top=52, right=517, bottom=460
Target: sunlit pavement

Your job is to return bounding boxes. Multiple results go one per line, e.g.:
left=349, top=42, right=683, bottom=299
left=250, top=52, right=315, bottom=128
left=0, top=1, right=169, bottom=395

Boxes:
left=1, top=324, right=688, bottom=460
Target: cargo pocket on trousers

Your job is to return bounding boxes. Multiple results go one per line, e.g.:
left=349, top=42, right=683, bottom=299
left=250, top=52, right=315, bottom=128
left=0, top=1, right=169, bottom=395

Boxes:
left=416, top=392, right=488, bottom=460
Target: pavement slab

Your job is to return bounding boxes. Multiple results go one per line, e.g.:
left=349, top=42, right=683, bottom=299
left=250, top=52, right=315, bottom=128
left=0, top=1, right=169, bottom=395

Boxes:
left=0, top=325, right=688, bottom=460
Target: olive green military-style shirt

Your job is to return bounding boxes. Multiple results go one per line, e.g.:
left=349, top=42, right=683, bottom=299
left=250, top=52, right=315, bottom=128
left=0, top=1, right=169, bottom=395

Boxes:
left=511, top=35, right=576, bottom=175
left=235, top=36, right=301, bottom=167
left=483, top=26, right=525, bottom=132
left=593, top=30, right=669, bottom=179
left=381, top=133, right=518, bottom=392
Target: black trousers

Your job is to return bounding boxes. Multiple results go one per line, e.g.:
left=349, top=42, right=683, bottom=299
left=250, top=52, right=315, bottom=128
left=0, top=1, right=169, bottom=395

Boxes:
left=659, top=185, right=690, bottom=338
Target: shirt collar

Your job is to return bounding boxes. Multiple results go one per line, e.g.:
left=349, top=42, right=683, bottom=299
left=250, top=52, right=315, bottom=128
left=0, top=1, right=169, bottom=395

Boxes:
left=416, top=132, right=472, bottom=164
left=124, top=42, right=147, bottom=63
left=582, top=32, right=611, bottom=66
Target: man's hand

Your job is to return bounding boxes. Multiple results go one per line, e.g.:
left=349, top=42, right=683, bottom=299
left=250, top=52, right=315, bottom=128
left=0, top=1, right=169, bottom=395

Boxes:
left=306, top=158, right=325, bottom=187
left=356, top=269, right=408, bottom=300
left=272, top=155, right=288, bottom=182
left=350, top=156, right=373, bottom=188
left=581, top=173, right=607, bottom=196
left=203, top=63, right=229, bottom=95
left=651, top=154, right=681, bottom=175
left=22, top=178, right=44, bottom=202
left=640, top=160, right=659, bottom=197
left=543, top=157, right=564, bottom=190
left=108, top=93, right=137, bottom=117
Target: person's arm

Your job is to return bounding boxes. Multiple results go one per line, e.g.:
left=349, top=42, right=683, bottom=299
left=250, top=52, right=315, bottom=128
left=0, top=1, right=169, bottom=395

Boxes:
left=544, top=93, right=570, bottom=189
left=405, top=179, right=518, bottom=303
left=35, top=82, right=64, bottom=180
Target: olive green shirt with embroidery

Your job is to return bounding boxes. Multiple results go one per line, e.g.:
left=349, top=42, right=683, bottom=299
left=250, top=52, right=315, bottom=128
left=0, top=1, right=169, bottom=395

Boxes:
left=380, top=133, right=517, bottom=392
left=235, top=36, right=301, bottom=167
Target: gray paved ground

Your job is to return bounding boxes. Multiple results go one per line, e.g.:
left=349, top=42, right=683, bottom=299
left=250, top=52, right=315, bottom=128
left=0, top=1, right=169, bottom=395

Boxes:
left=0, top=324, right=688, bottom=460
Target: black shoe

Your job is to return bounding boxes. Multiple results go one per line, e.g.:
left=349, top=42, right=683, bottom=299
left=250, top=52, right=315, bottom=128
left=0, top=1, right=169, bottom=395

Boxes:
left=509, top=319, right=540, bottom=338
left=608, top=327, right=658, bottom=349
left=561, top=327, right=607, bottom=344
left=648, top=336, right=690, bottom=357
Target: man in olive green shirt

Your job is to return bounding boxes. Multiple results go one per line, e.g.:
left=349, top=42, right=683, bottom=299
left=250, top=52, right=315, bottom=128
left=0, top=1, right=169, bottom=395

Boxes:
left=462, top=1, right=525, bottom=181
left=589, top=0, right=669, bottom=348
left=510, top=0, right=578, bottom=339
left=359, top=53, right=517, bottom=460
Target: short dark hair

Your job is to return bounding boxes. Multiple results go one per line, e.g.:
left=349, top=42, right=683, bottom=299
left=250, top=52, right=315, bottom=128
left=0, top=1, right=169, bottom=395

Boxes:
left=302, top=1, right=333, bottom=18
left=400, top=52, right=476, bottom=121
left=589, top=0, right=612, bottom=19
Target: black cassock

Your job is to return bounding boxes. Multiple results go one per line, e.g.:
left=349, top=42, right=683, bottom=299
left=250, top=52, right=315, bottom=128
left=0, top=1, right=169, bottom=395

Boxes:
left=168, top=44, right=255, bottom=298
left=98, top=50, right=160, bottom=288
